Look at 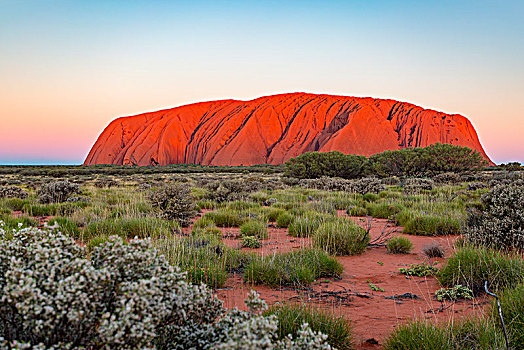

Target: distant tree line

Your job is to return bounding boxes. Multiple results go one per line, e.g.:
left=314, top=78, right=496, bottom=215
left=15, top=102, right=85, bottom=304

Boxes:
left=0, top=163, right=283, bottom=177
left=283, top=144, right=490, bottom=179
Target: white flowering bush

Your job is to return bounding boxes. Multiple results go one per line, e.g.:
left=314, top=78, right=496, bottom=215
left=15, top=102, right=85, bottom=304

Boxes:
left=0, top=225, right=332, bottom=349
left=148, top=183, right=197, bottom=227
left=466, top=182, right=524, bottom=250
left=37, top=180, right=80, bottom=203
left=349, top=177, right=386, bottom=195
left=0, top=186, right=28, bottom=199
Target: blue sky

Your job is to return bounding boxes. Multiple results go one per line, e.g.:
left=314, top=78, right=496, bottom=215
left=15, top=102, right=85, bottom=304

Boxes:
left=1, top=0, right=523, bottom=164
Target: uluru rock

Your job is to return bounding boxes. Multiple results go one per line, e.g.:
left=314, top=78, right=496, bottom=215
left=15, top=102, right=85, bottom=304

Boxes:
left=84, top=93, right=491, bottom=166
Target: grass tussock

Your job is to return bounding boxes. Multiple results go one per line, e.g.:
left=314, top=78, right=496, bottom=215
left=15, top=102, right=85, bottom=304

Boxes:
left=384, top=318, right=505, bottom=350
left=265, top=304, right=352, bottom=350
left=312, top=218, right=369, bottom=256
left=386, top=236, right=413, bottom=254
left=438, top=245, right=524, bottom=295
left=244, top=249, right=342, bottom=287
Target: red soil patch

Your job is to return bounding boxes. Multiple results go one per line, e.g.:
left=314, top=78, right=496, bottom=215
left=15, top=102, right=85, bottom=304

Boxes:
left=205, top=213, right=489, bottom=349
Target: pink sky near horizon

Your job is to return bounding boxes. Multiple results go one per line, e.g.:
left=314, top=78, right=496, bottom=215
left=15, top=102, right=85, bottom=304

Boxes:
left=1, top=1, right=522, bottom=165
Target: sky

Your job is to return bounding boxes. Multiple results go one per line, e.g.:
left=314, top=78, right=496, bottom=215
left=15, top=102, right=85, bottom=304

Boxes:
left=0, top=0, right=523, bottom=165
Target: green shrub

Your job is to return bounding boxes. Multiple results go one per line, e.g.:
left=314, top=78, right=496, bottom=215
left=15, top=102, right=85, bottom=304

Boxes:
left=242, top=235, right=262, bottom=248
left=399, top=262, right=439, bottom=277
left=438, top=246, right=524, bottom=294
left=435, top=285, right=473, bottom=301
left=240, top=220, right=268, bottom=239
left=265, top=304, right=352, bottom=349
left=371, top=144, right=487, bottom=178
left=284, top=151, right=367, bottom=179
left=387, top=236, right=413, bottom=254
left=244, top=249, right=342, bottom=286
left=313, top=219, right=369, bottom=256
left=276, top=212, right=293, bottom=228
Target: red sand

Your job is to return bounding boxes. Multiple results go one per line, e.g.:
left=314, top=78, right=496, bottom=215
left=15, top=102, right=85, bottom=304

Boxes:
left=210, top=214, right=489, bottom=349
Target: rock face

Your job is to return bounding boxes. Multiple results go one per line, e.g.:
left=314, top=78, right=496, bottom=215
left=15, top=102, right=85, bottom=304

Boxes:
left=84, top=93, right=491, bottom=166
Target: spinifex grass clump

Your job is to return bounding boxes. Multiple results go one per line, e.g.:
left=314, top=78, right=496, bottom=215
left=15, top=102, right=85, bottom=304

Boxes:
left=367, top=202, right=405, bottom=219
left=260, top=207, right=285, bottom=222
left=84, top=217, right=180, bottom=241
left=157, top=234, right=253, bottom=288
left=226, top=200, right=261, bottom=211
left=47, top=216, right=81, bottom=238
left=438, top=245, right=524, bottom=295
left=386, top=236, right=413, bottom=254
left=401, top=211, right=462, bottom=236
left=276, top=211, right=293, bottom=228
left=288, top=212, right=333, bottom=237
left=202, top=209, right=248, bottom=227
left=265, top=304, right=353, bottom=350
left=1, top=197, right=30, bottom=211
left=384, top=318, right=505, bottom=350
left=312, top=218, right=369, bottom=256
left=240, top=220, right=268, bottom=239
left=0, top=213, right=38, bottom=230
left=245, top=249, right=342, bottom=287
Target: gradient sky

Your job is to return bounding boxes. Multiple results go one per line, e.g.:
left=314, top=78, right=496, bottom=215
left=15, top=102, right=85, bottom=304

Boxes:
left=1, top=0, right=523, bottom=165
